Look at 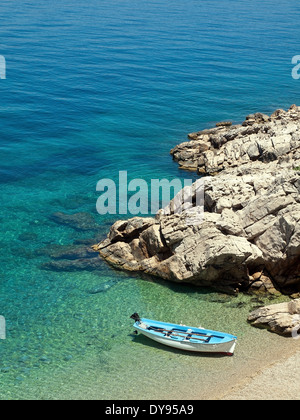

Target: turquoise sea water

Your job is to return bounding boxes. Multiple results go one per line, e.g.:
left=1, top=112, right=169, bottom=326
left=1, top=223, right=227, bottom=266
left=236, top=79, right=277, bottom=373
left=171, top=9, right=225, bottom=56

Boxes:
left=0, top=0, right=300, bottom=399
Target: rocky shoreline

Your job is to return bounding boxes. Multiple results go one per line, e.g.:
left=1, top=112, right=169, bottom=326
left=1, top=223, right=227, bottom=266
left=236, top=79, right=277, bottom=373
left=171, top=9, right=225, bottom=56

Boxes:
left=170, top=105, right=300, bottom=175
left=92, top=105, right=300, bottom=336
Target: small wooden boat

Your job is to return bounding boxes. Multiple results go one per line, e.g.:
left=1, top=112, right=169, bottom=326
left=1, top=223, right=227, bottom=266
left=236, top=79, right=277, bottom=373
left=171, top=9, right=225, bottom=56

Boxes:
left=130, top=313, right=237, bottom=356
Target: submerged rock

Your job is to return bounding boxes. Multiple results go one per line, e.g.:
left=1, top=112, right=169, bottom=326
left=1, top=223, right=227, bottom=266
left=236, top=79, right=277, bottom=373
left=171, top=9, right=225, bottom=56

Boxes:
left=50, top=212, right=100, bottom=231
left=37, top=244, right=98, bottom=260
left=39, top=243, right=104, bottom=272
left=88, top=280, right=117, bottom=294
left=41, top=257, right=103, bottom=272
left=18, top=232, right=38, bottom=242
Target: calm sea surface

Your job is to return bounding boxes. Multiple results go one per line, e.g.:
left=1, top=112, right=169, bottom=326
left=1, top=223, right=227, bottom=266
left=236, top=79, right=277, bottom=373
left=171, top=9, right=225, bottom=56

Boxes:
left=0, top=0, right=299, bottom=399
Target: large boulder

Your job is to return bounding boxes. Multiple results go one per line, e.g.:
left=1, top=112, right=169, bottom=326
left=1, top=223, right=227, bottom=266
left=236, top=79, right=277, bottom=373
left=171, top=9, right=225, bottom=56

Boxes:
left=248, top=299, right=300, bottom=336
left=93, top=106, right=300, bottom=294
left=93, top=214, right=262, bottom=293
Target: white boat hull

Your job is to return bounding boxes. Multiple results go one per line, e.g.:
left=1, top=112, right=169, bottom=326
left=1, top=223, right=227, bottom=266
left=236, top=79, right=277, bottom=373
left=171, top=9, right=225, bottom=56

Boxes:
left=139, top=328, right=237, bottom=355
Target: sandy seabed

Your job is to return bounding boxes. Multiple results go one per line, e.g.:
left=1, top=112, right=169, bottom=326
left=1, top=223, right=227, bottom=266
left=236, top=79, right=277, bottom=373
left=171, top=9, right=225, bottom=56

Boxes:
left=220, top=350, right=300, bottom=400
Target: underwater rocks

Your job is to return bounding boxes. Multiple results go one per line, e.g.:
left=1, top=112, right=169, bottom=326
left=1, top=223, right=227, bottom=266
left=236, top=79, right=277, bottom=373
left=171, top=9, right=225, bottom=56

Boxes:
left=40, top=244, right=102, bottom=272
left=41, top=257, right=103, bottom=272
left=50, top=212, right=100, bottom=231
left=87, top=280, right=118, bottom=294
left=44, top=245, right=98, bottom=260
left=18, top=232, right=38, bottom=242
left=93, top=106, right=300, bottom=295
left=248, top=299, right=300, bottom=337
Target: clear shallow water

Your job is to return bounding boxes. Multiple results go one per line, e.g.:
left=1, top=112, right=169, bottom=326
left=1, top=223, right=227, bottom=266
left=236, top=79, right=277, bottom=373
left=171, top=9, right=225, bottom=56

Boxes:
left=0, top=0, right=300, bottom=399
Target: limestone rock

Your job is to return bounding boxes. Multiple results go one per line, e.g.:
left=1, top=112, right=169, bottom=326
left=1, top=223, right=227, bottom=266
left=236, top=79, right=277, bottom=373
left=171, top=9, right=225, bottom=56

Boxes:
left=93, top=106, right=300, bottom=294
left=171, top=105, right=300, bottom=175
left=248, top=299, right=300, bottom=336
